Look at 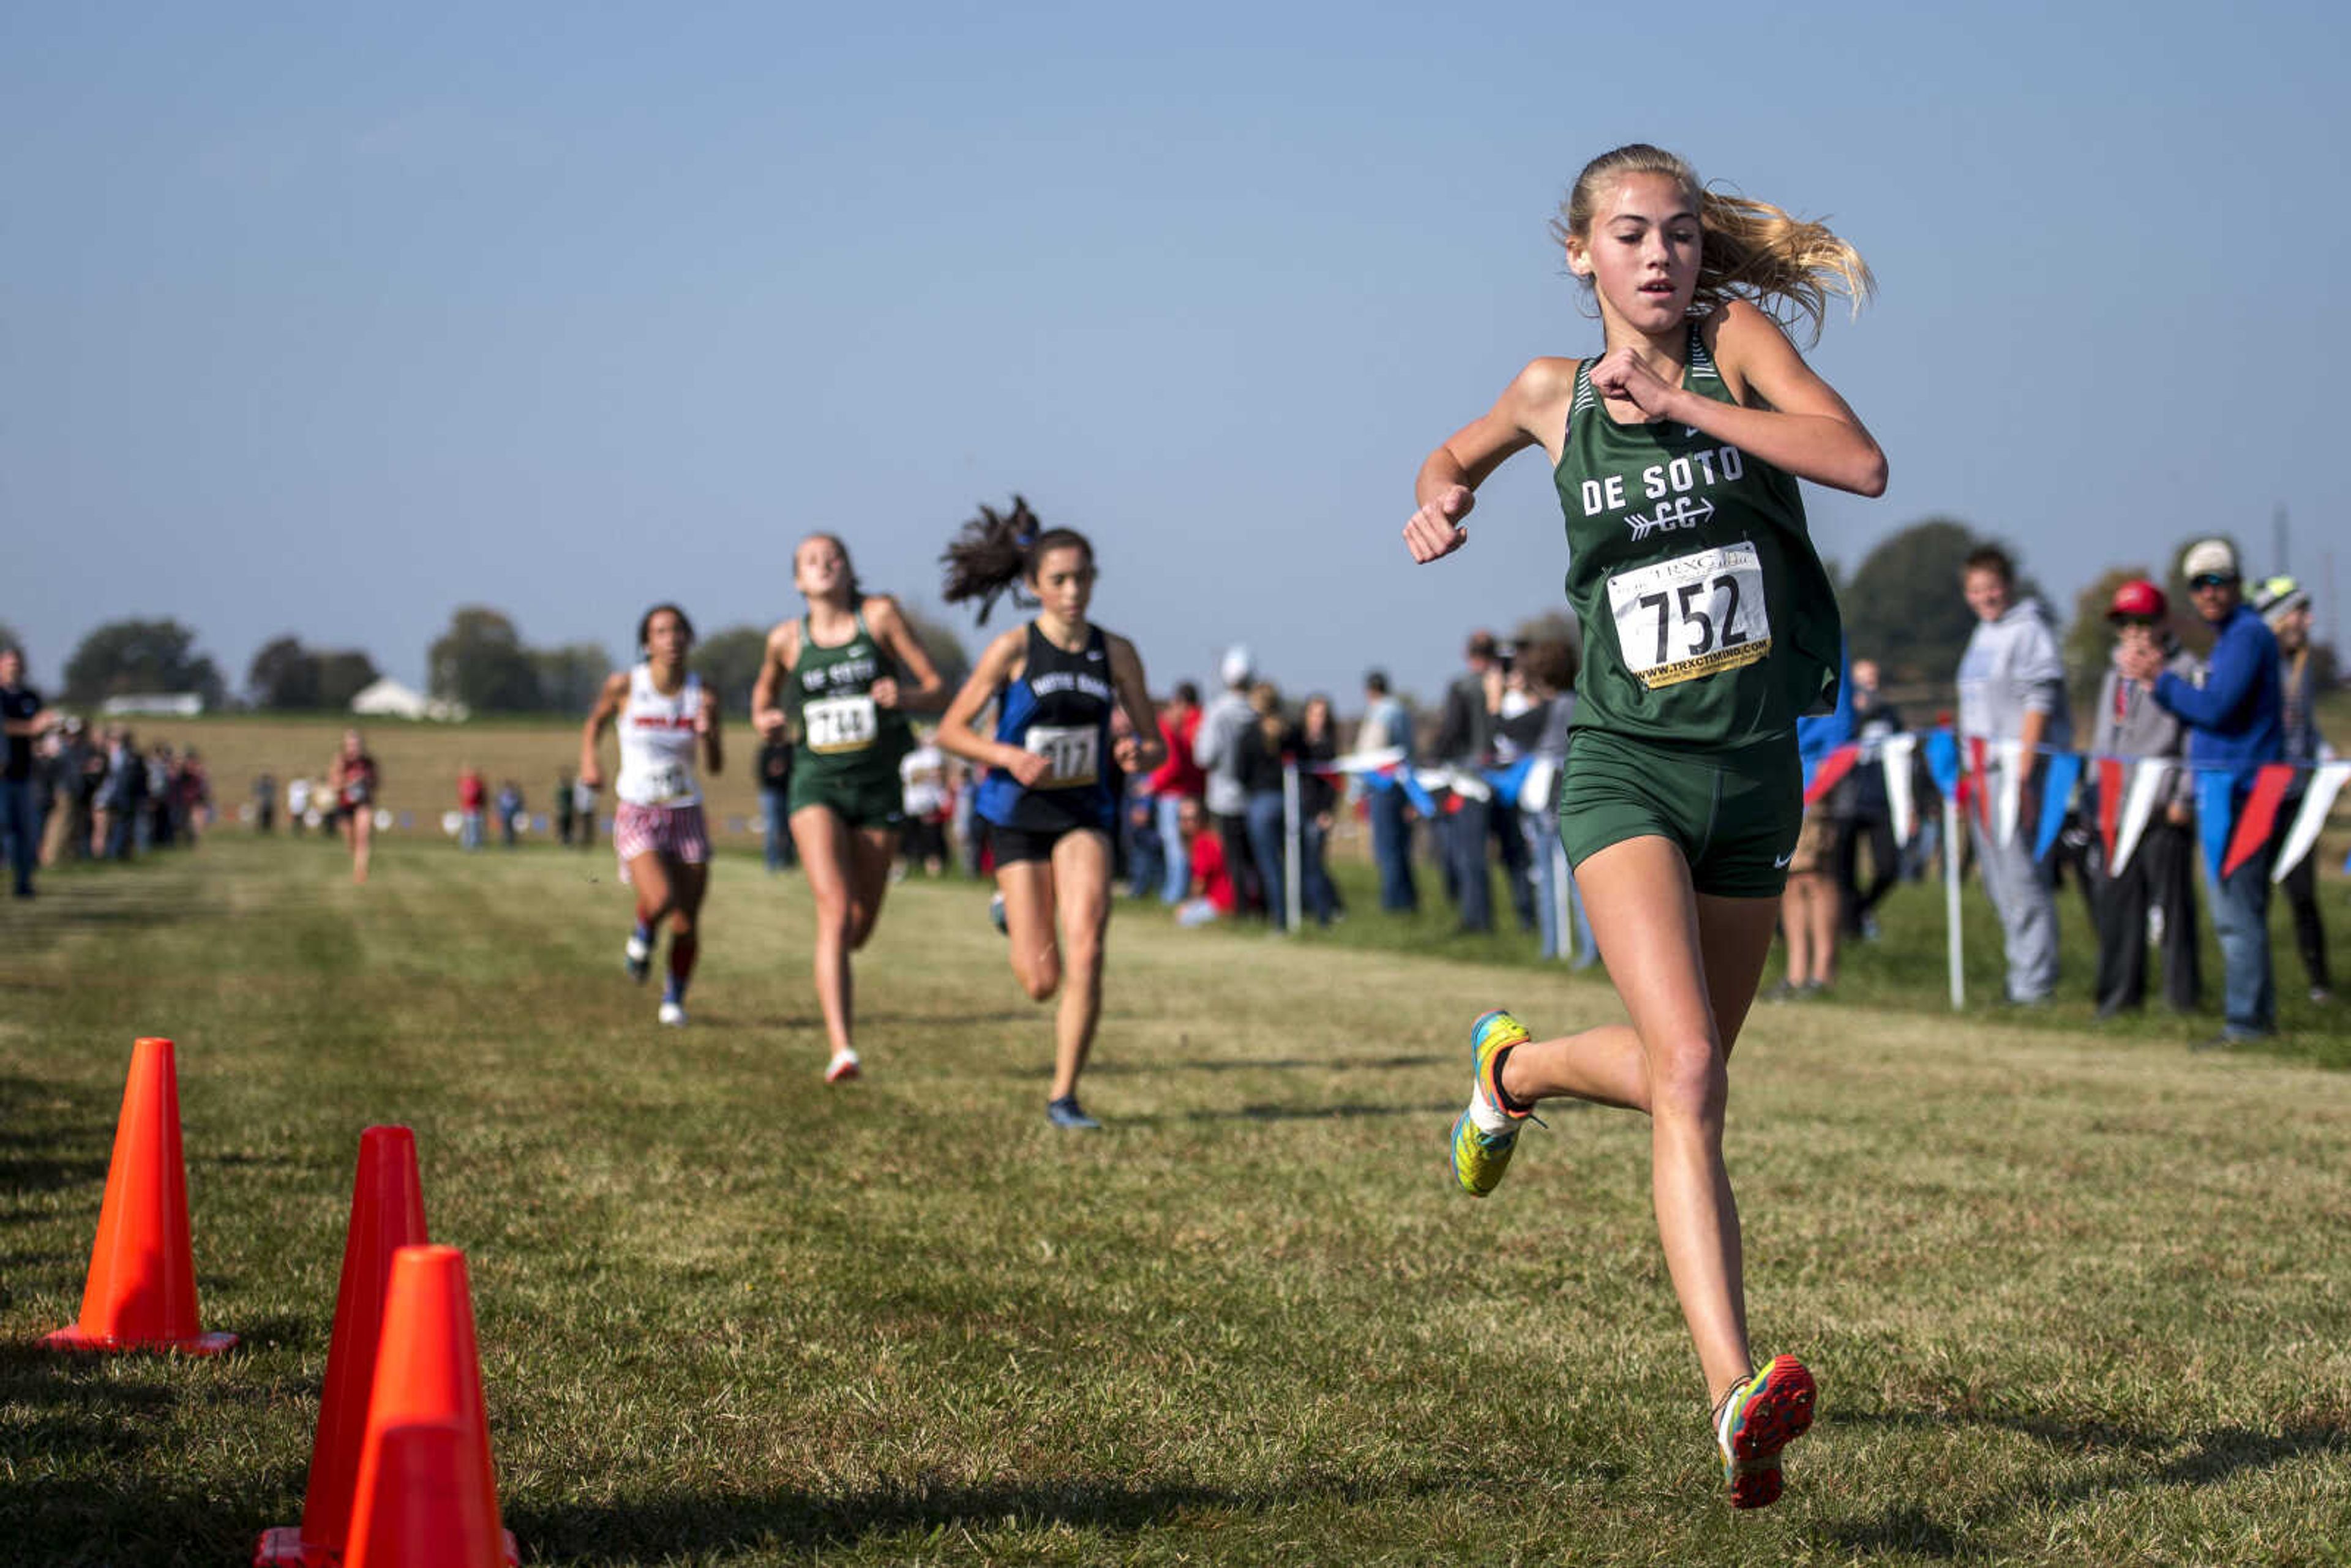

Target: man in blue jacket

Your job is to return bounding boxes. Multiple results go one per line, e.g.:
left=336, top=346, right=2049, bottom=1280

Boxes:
left=2119, top=538, right=2283, bottom=1045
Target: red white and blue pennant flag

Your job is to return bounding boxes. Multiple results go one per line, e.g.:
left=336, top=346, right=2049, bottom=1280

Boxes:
left=1879, top=735, right=1919, bottom=845
left=1322, top=733, right=2336, bottom=882
left=2219, top=763, right=2297, bottom=880
left=2109, top=759, right=2174, bottom=876
left=2274, top=762, right=2350, bottom=882
left=2032, top=751, right=2083, bottom=862
left=1802, top=743, right=1861, bottom=806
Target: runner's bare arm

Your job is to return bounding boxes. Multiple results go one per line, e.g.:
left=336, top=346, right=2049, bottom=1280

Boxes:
left=934, top=628, right=1048, bottom=786
left=1106, top=634, right=1163, bottom=774
left=867, top=596, right=947, bottom=712
left=1673, top=301, right=1885, bottom=496
left=750, top=621, right=798, bottom=740
left=1405, top=358, right=1578, bottom=563
left=698, top=683, right=723, bottom=776
left=579, top=671, right=628, bottom=790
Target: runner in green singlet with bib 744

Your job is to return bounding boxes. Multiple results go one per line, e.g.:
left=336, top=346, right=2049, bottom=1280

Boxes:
left=752, top=534, right=946, bottom=1086
left=1401, top=143, right=1886, bottom=1510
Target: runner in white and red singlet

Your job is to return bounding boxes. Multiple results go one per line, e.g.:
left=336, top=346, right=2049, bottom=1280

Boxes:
left=582, top=604, right=724, bottom=1027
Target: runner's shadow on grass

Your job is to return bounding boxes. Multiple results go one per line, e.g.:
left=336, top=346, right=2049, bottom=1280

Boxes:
left=511, top=1472, right=1464, bottom=1561
left=0, top=1075, right=114, bottom=1208
left=1818, top=1410, right=2349, bottom=1556
left=1114, top=1100, right=1458, bottom=1125
left=0, top=1341, right=181, bottom=1465
left=0, top=880, right=219, bottom=953
left=0, top=1151, right=110, bottom=1202
left=2, top=1465, right=309, bottom=1564
left=730, top=1010, right=1041, bottom=1032
left=1090, top=1054, right=1445, bottom=1075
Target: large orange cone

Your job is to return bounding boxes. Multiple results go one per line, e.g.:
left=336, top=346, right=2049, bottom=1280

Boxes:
left=343, top=1246, right=517, bottom=1568
left=256, top=1126, right=429, bottom=1567
left=44, top=1037, right=236, bottom=1354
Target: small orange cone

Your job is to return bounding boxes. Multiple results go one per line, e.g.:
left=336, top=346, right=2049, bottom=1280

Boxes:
left=44, top=1037, right=236, bottom=1354
left=343, top=1245, right=517, bottom=1568
left=256, top=1126, right=429, bottom=1567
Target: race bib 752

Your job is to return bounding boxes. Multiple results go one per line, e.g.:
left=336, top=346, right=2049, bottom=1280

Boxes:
left=1605, top=542, right=1772, bottom=689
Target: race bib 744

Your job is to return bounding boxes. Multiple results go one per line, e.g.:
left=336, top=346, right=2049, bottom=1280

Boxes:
left=804, top=696, right=878, bottom=754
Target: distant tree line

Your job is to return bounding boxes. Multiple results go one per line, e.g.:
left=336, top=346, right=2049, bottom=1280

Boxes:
left=26, top=602, right=978, bottom=719
left=247, top=636, right=381, bottom=710
left=56, top=618, right=230, bottom=710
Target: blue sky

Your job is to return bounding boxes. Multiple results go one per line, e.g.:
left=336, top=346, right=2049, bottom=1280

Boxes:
left=5, top=2, right=2347, bottom=705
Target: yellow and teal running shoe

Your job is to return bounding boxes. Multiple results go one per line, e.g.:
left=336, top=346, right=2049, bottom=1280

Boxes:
left=1714, top=1354, right=1816, bottom=1509
left=1447, top=1008, right=1535, bottom=1198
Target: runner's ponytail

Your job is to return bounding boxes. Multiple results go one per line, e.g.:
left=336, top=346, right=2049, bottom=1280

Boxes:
left=940, top=496, right=1093, bottom=625
left=1555, top=144, right=1873, bottom=345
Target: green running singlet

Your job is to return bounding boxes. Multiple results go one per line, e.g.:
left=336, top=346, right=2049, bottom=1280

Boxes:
left=1553, top=321, right=1843, bottom=749
left=786, top=609, right=913, bottom=819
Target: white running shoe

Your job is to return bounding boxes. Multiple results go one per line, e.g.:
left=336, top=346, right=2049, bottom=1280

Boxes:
left=825, top=1047, right=861, bottom=1084
left=624, top=932, right=653, bottom=983
left=657, top=1000, right=688, bottom=1027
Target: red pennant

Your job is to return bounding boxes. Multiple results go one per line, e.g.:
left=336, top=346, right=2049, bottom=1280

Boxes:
left=1965, top=737, right=1991, bottom=830
left=2221, top=763, right=2296, bottom=878
left=2097, top=758, right=2123, bottom=865
left=1803, top=744, right=1861, bottom=806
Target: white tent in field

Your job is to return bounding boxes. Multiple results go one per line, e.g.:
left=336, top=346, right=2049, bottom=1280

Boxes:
left=350, top=678, right=468, bottom=722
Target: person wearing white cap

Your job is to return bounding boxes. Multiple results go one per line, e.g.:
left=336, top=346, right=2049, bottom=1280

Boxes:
left=1191, top=643, right=1264, bottom=917
left=2253, top=574, right=2331, bottom=1002
left=2117, top=538, right=2285, bottom=1044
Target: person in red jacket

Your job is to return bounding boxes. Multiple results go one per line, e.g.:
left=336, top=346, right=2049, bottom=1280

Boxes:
left=457, top=765, right=487, bottom=852
left=1146, top=681, right=1205, bottom=905
left=1174, top=797, right=1233, bottom=925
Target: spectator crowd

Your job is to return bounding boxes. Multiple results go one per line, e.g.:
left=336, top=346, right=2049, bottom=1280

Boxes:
left=3, top=532, right=2339, bottom=1048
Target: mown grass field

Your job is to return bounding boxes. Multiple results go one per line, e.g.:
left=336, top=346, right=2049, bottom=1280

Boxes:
left=4, top=838, right=2350, bottom=1565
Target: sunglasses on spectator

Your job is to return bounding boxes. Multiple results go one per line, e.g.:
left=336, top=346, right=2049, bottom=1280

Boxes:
left=2188, top=574, right=2237, bottom=590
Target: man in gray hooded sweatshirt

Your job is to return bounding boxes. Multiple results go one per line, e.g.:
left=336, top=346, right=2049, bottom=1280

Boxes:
left=1955, top=546, right=2071, bottom=1003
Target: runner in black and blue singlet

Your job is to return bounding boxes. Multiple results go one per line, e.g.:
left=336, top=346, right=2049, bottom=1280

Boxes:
left=934, top=500, right=1164, bottom=1132
left=973, top=620, right=1119, bottom=860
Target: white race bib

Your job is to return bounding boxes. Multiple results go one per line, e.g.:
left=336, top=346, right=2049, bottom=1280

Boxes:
left=803, top=696, right=878, bottom=755
left=1605, top=542, right=1772, bottom=689
left=642, top=762, right=692, bottom=804
left=1024, top=724, right=1100, bottom=789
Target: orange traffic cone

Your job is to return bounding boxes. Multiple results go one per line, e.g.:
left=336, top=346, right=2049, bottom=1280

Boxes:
left=343, top=1245, right=517, bottom=1568
left=44, top=1037, right=236, bottom=1354
left=256, top=1126, right=429, bottom=1568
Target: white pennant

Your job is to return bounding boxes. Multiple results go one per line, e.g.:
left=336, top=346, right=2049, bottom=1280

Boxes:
left=1329, top=747, right=1406, bottom=775
left=2109, top=759, right=2174, bottom=876
left=1880, top=735, right=1918, bottom=846
left=2272, top=761, right=2351, bottom=883
left=1995, top=740, right=2027, bottom=847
